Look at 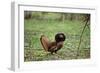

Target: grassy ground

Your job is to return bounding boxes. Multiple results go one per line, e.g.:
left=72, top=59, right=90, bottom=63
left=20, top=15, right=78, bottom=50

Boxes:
left=24, top=19, right=90, bottom=62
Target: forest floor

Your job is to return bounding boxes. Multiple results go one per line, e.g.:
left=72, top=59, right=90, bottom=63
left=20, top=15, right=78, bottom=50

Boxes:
left=24, top=19, right=90, bottom=61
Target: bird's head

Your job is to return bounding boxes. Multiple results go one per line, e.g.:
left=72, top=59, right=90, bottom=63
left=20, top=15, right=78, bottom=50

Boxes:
left=55, top=33, right=66, bottom=43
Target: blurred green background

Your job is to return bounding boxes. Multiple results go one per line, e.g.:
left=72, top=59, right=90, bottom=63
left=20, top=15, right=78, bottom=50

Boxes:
left=24, top=11, right=90, bottom=62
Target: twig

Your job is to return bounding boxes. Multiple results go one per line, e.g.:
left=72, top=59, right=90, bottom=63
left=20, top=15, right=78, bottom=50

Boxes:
left=76, top=19, right=89, bottom=59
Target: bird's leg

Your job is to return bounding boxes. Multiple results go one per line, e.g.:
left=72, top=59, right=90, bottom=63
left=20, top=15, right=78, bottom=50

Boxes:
left=54, top=50, right=57, bottom=54
left=51, top=51, right=54, bottom=55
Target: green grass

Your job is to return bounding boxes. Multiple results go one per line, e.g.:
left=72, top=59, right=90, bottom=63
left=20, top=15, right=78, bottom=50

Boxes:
left=24, top=19, right=90, bottom=62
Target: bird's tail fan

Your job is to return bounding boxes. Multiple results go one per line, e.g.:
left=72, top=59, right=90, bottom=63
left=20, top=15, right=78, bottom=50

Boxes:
left=40, top=35, right=50, bottom=52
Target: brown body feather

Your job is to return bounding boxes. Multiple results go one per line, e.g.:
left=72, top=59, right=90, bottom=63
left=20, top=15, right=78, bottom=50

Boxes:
left=40, top=34, right=65, bottom=54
